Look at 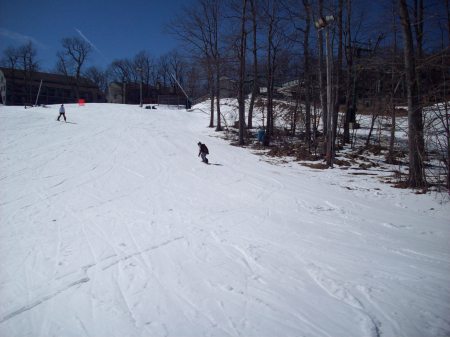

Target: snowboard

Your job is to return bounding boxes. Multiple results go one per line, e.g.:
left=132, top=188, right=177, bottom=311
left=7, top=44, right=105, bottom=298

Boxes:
left=56, top=120, right=76, bottom=124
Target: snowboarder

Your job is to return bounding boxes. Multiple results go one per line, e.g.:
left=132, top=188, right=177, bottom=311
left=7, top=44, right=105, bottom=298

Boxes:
left=57, top=104, right=66, bottom=122
left=198, top=142, right=209, bottom=164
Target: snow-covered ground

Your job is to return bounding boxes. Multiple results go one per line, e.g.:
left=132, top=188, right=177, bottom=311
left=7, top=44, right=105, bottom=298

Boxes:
left=1, top=103, right=449, bottom=337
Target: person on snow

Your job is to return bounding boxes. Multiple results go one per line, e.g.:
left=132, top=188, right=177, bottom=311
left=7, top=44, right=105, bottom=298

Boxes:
left=257, top=126, right=266, bottom=144
left=57, top=104, right=66, bottom=122
left=198, top=142, right=209, bottom=164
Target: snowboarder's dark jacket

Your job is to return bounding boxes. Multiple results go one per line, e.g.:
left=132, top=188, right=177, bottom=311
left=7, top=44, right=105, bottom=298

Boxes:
left=198, top=143, right=209, bottom=155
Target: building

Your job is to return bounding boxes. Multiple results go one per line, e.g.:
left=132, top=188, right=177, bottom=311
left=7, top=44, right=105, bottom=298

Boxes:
left=107, top=82, right=186, bottom=106
left=0, top=67, right=104, bottom=106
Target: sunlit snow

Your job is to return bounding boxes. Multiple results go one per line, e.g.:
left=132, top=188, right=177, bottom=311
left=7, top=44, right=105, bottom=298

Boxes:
left=1, top=103, right=449, bottom=337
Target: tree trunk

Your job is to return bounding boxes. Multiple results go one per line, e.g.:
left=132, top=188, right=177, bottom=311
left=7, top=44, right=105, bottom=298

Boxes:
left=413, top=0, right=424, bottom=60
left=318, top=0, right=327, bottom=142
left=332, top=0, right=343, bottom=158
left=215, top=63, right=222, bottom=131
left=303, top=0, right=312, bottom=151
left=238, top=0, right=248, bottom=145
left=413, top=0, right=424, bottom=120
left=388, top=1, right=398, bottom=163
left=399, top=0, right=426, bottom=188
left=264, top=12, right=275, bottom=147
left=209, top=84, right=215, bottom=127
left=343, top=0, right=353, bottom=144
left=325, top=28, right=333, bottom=166
left=447, top=0, right=450, bottom=46
left=248, top=0, right=258, bottom=129
left=208, top=61, right=215, bottom=127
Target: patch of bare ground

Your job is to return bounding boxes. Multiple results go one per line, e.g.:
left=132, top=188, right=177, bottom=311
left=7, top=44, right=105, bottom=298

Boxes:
left=264, top=142, right=321, bottom=161
left=302, top=162, right=329, bottom=170
left=222, top=127, right=447, bottom=195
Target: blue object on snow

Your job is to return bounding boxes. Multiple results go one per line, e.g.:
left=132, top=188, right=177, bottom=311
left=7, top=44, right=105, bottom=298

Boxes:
left=257, top=128, right=265, bottom=142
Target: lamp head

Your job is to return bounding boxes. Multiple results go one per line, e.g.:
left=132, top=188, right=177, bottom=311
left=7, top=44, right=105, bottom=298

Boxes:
left=314, top=15, right=334, bottom=29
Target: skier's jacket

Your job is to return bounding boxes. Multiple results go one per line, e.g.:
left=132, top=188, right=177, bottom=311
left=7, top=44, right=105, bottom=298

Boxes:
left=199, top=143, right=209, bottom=155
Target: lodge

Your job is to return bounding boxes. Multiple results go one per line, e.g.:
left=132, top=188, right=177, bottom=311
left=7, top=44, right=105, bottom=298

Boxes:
left=0, top=67, right=104, bottom=106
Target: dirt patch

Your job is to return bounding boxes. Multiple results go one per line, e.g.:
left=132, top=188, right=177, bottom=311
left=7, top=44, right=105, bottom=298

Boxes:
left=303, top=162, right=329, bottom=170
left=349, top=172, right=378, bottom=176
left=334, top=158, right=352, bottom=166
left=266, top=143, right=319, bottom=161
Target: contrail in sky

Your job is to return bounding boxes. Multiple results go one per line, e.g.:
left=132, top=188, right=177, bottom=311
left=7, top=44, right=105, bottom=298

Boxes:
left=75, top=28, right=108, bottom=63
left=0, top=27, right=46, bottom=49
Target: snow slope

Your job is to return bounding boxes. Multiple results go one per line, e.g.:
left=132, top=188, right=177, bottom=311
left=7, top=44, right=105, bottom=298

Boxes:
left=1, top=103, right=449, bottom=337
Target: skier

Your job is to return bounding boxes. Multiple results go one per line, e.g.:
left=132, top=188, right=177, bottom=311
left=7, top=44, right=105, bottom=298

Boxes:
left=57, top=104, right=66, bottom=122
left=198, top=142, right=209, bottom=164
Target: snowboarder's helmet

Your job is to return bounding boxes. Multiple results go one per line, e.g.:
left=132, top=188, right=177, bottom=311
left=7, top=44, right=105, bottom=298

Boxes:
left=198, top=142, right=201, bottom=146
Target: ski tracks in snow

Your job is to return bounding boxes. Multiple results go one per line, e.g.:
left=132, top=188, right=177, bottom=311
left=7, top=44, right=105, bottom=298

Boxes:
left=305, top=262, right=382, bottom=337
left=2, top=105, right=449, bottom=336
left=0, top=235, right=184, bottom=325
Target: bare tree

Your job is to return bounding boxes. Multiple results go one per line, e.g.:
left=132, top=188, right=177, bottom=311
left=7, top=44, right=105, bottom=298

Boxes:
left=412, top=0, right=424, bottom=60
left=57, top=37, right=92, bottom=99
left=108, top=59, right=133, bottom=103
left=167, top=51, right=186, bottom=88
left=1, top=46, right=20, bottom=69
left=317, top=0, right=328, bottom=145
left=399, top=0, right=426, bottom=188
left=133, top=50, right=155, bottom=98
left=247, top=0, right=259, bottom=129
left=447, top=0, right=450, bottom=45
left=332, top=0, right=344, bottom=160
left=205, top=0, right=224, bottom=131
left=303, top=0, right=312, bottom=151
left=18, top=42, right=39, bottom=72
left=387, top=0, right=402, bottom=164
left=168, top=0, right=225, bottom=129
left=237, top=0, right=248, bottom=145
left=1, top=46, right=21, bottom=104
left=343, top=0, right=353, bottom=144
left=84, top=66, right=108, bottom=94
left=109, top=59, right=133, bottom=83
left=18, top=41, right=39, bottom=104
left=184, top=62, right=203, bottom=99
left=261, top=0, right=286, bottom=146
left=157, top=54, right=171, bottom=88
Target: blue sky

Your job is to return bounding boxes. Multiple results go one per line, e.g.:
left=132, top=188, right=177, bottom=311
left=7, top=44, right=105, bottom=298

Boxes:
left=0, top=0, right=187, bottom=71
left=1, top=0, right=447, bottom=73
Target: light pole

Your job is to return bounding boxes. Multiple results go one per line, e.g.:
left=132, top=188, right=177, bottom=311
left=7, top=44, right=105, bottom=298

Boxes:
left=315, top=15, right=334, bottom=168
left=137, top=67, right=143, bottom=107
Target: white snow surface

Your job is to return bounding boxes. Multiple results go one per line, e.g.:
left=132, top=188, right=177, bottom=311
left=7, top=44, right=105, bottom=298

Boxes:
left=1, top=103, right=449, bottom=337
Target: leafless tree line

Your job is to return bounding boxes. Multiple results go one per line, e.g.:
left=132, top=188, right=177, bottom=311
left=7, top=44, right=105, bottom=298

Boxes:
left=2, top=42, right=39, bottom=104
left=2, top=0, right=448, bottom=190
left=2, top=38, right=203, bottom=103
left=169, top=0, right=449, bottom=190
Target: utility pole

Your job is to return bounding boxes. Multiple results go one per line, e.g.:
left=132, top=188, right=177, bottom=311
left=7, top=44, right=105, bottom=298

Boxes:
left=315, top=15, right=335, bottom=167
